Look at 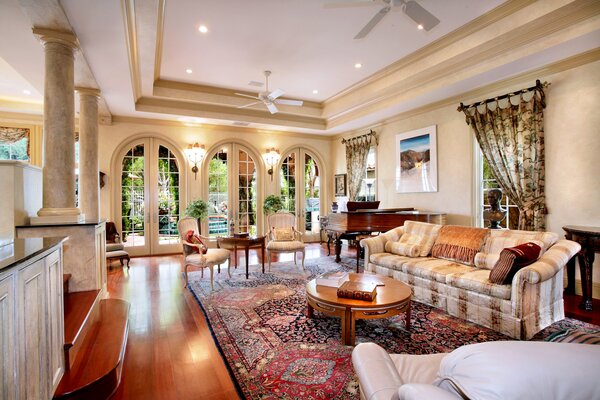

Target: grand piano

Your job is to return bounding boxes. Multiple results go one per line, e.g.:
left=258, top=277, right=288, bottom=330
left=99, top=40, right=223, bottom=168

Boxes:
left=325, top=208, right=447, bottom=263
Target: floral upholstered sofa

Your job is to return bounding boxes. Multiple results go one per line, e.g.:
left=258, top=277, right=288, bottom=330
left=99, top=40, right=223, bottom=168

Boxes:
left=360, top=221, right=581, bottom=339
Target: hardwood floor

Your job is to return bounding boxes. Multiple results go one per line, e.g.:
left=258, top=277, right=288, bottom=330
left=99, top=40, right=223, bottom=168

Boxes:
left=106, top=243, right=599, bottom=399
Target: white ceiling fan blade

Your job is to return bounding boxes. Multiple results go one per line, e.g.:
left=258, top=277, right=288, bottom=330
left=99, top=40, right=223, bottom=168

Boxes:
left=354, top=6, right=390, bottom=39
left=266, top=103, right=278, bottom=114
left=403, top=0, right=439, bottom=31
left=323, top=0, right=383, bottom=9
left=275, top=99, right=303, bottom=107
left=268, top=88, right=285, bottom=100
left=237, top=101, right=261, bottom=109
left=235, top=92, right=260, bottom=100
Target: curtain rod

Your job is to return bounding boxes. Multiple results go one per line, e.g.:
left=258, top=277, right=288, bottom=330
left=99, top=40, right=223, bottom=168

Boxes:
left=341, top=129, right=376, bottom=144
left=457, top=80, right=549, bottom=112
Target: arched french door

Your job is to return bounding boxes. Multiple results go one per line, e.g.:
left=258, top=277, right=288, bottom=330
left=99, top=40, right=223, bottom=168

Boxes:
left=115, top=137, right=185, bottom=256
left=204, top=143, right=261, bottom=237
left=279, top=148, right=323, bottom=242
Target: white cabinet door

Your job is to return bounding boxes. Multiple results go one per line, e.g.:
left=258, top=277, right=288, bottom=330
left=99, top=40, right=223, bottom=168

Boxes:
left=17, top=259, right=48, bottom=400
left=0, top=273, right=16, bottom=400
left=45, top=250, right=64, bottom=394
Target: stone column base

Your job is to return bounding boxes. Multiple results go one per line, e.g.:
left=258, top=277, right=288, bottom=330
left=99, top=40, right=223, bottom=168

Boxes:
left=31, top=207, right=85, bottom=224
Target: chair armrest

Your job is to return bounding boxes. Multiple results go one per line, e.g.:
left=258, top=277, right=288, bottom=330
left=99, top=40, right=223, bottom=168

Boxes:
left=399, top=384, right=460, bottom=400
left=360, top=227, right=405, bottom=265
left=512, top=239, right=581, bottom=285
left=352, top=343, right=403, bottom=400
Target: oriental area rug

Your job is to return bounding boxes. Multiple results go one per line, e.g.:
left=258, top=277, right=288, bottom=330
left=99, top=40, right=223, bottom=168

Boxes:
left=187, top=257, right=597, bottom=400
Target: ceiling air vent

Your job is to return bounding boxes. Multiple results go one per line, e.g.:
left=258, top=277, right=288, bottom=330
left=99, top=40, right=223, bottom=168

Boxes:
left=248, top=80, right=264, bottom=87
left=232, top=121, right=250, bottom=127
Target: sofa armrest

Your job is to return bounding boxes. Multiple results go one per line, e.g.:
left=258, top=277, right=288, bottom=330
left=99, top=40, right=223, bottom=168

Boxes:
left=399, top=384, right=460, bottom=400
left=360, top=227, right=405, bottom=265
left=512, top=239, right=581, bottom=285
left=352, top=343, right=403, bottom=400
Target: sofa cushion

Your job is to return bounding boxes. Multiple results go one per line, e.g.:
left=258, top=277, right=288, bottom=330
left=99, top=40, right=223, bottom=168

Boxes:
left=385, top=241, right=421, bottom=257
left=435, top=341, right=600, bottom=400
left=431, top=226, right=489, bottom=266
left=403, top=259, right=476, bottom=283
left=487, top=229, right=558, bottom=252
left=398, top=221, right=442, bottom=257
left=446, top=269, right=511, bottom=300
left=370, top=253, right=411, bottom=271
left=475, top=235, right=545, bottom=270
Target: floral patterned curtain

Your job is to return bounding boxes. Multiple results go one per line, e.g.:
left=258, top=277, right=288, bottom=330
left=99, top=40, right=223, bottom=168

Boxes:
left=461, top=88, right=547, bottom=231
left=344, top=133, right=376, bottom=201
left=0, top=126, right=30, bottom=157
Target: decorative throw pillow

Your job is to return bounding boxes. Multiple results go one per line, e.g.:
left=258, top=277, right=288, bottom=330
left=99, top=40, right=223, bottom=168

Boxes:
left=272, top=227, right=295, bottom=241
left=475, top=238, right=545, bottom=270
left=398, top=221, right=442, bottom=257
left=185, top=230, right=208, bottom=254
left=431, top=225, right=489, bottom=266
left=385, top=241, right=421, bottom=257
left=545, top=329, right=600, bottom=344
left=489, top=242, right=541, bottom=284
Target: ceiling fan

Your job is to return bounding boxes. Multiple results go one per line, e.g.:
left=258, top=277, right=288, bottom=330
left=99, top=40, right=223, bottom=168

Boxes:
left=325, top=0, right=440, bottom=39
left=235, top=71, right=304, bottom=114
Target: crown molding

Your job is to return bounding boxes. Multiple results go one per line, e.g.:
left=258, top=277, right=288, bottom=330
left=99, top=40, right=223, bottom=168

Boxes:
left=121, top=0, right=142, bottom=102
left=110, top=115, right=332, bottom=140
left=324, top=0, right=600, bottom=127
left=135, top=96, right=327, bottom=130
left=153, top=0, right=166, bottom=82
left=331, top=48, right=600, bottom=141
left=324, top=0, right=537, bottom=103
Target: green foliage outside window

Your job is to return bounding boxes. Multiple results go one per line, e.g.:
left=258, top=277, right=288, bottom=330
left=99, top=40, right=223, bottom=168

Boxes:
left=0, top=138, right=28, bottom=161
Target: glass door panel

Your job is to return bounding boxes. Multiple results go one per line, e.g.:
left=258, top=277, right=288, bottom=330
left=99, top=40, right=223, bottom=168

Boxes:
left=156, top=145, right=180, bottom=246
left=238, top=149, right=257, bottom=235
left=208, top=149, right=229, bottom=237
left=303, top=152, right=321, bottom=240
left=121, top=144, right=147, bottom=251
left=280, top=152, right=296, bottom=214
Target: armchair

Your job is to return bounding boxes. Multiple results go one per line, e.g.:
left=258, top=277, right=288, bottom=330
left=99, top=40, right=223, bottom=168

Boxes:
left=266, top=212, right=306, bottom=271
left=177, top=217, right=231, bottom=289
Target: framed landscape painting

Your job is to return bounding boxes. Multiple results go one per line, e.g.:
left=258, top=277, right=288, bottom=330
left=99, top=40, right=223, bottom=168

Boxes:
left=395, top=125, right=438, bottom=193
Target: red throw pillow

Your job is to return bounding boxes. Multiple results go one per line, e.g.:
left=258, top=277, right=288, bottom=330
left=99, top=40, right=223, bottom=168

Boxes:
left=185, top=230, right=208, bottom=254
left=489, top=242, right=542, bottom=284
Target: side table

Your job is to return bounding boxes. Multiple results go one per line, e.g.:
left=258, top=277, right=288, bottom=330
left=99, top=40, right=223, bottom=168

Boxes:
left=217, top=235, right=266, bottom=279
left=563, top=225, right=600, bottom=311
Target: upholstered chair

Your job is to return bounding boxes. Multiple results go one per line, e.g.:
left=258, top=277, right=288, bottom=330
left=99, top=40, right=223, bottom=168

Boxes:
left=266, top=212, right=306, bottom=270
left=105, top=221, right=125, bottom=252
left=177, top=217, right=231, bottom=289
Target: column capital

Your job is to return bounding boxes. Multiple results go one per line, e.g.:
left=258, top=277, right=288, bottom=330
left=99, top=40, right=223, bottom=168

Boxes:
left=75, top=87, right=101, bottom=98
left=32, top=27, right=79, bottom=50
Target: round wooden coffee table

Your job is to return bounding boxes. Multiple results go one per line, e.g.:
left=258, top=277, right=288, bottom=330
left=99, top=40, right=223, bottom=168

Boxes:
left=306, top=273, right=411, bottom=346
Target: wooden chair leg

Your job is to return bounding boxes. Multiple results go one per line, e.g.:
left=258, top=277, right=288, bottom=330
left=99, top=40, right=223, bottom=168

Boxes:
left=201, top=267, right=204, bottom=278
left=227, top=257, right=232, bottom=278
left=209, top=265, right=214, bottom=290
left=126, top=255, right=131, bottom=269
left=268, top=251, right=272, bottom=272
left=294, top=252, right=297, bottom=265
left=301, top=250, right=305, bottom=270
left=184, top=264, right=190, bottom=288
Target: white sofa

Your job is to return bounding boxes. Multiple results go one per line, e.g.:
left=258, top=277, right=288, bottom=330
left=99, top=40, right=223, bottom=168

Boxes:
left=361, top=222, right=581, bottom=339
left=352, top=341, right=600, bottom=400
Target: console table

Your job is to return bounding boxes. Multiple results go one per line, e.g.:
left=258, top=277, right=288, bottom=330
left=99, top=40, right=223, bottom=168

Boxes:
left=563, top=225, right=600, bottom=311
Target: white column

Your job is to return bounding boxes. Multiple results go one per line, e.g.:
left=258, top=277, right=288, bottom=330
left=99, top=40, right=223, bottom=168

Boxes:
left=76, top=88, right=100, bottom=221
left=32, top=30, right=83, bottom=223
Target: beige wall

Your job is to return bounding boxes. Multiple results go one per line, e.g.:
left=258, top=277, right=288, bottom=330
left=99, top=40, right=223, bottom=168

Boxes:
left=333, top=60, right=600, bottom=296
left=97, top=120, right=332, bottom=233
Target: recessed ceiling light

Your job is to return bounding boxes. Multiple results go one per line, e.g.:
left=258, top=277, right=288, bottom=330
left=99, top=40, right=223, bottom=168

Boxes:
left=417, top=24, right=424, bottom=30
left=23, top=89, right=31, bottom=95
left=354, top=63, right=362, bottom=69
left=186, top=68, right=193, bottom=74
left=312, top=89, right=318, bottom=94
left=198, top=25, right=208, bottom=34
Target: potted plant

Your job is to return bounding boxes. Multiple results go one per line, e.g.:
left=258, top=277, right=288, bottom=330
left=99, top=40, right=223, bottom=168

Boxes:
left=185, top=199, right=209, bottom=232
left=263, top=195, right=284, bottom=215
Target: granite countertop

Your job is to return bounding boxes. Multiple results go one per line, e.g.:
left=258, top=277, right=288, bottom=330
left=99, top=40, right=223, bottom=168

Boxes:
left=16, top=219, right=106, bottom=228
left=0, top=237, right=67, bottom=271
